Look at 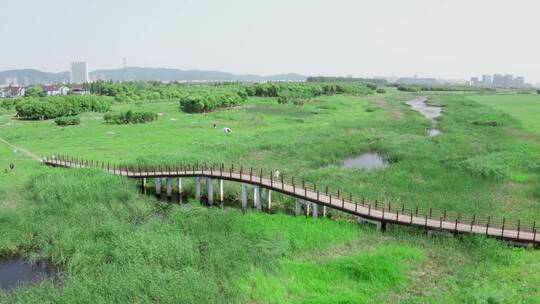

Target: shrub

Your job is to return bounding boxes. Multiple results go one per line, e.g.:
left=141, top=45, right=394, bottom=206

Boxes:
left=276, top=95, right=309, bottom=106
left=537, top=89, right=540, bottom=95
left=366, top=83, right=377, bottom=90
left=277, top=96, right=289, bottom=104
left=24, top=85, right=44, bottom=97
left=55, top=116, right=80, bottom=126
left=376, top=89, right=386, bottom=94
left=397, top=85, right=418, bottom=92
left=292, top=98, right=306, bottom=106
left=15, top=95, right=111, bottom=120
left=0, top=98, right=20, bottom=109
left=104, top=110, right=158, bottom=124
left=179, top=92, right=246, bottom=113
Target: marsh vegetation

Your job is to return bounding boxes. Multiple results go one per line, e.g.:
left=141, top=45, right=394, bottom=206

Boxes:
left=1, top=83, right=539, bottom=303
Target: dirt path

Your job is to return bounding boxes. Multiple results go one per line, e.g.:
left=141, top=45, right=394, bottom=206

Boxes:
left=0, top=137, right=41, bottom=161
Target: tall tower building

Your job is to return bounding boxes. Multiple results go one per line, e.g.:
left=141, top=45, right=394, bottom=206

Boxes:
left=493, top=74, right=505, bottom=87
left=70, top=62, right=89, bottom=84
left=504, top=74, right=514, bottom=87
left=482, top=74, right=492, bottom=86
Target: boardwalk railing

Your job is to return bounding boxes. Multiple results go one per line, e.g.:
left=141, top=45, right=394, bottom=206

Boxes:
left=44, top=155, right=539, bottom=245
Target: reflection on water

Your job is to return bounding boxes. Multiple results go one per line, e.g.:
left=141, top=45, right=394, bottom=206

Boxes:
left=0, top=256, right=59, bottom=292
left=341, top=153, right=388, bottom=170
left=406, top=97, right=442, bottom=120
left=406, top=97, right=443, bottom=137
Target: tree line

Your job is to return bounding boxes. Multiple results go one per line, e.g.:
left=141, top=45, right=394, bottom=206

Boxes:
left=307, top=76, right=387, bottom=85
left=245, top=83, right=374, bottom=98
left=393, top=84, right=493, bottom=92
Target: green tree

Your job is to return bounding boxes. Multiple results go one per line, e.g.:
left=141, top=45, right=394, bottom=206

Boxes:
left=25, top=85, right=44, bottom=97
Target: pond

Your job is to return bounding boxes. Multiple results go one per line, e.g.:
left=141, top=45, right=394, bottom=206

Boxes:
left=0, top=256, right=59, bottom=292
left=406, top=97, right=442, bottom=120
left=406, top=97, right=443, bottom=137
left=341, top=153, right=388, bottom=170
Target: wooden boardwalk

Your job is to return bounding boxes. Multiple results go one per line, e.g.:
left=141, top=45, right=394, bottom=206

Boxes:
left=44, top=157, right=539, bottom=246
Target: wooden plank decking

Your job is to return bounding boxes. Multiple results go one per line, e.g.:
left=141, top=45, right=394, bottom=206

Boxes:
left=44, top=157, right=539, bottom=246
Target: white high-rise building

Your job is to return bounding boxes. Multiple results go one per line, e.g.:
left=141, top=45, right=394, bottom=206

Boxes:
left=481, top=74, right=492, bottom=86
left=70, top=61, right=89, bottom=84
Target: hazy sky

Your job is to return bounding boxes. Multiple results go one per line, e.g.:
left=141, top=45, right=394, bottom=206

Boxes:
left=1, top=0, right=539, bottom=82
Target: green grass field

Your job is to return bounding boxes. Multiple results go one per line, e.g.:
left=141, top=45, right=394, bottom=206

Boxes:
left=1, top=91, right=540, bottom=303
left=471, top=94, right=540, bottom=136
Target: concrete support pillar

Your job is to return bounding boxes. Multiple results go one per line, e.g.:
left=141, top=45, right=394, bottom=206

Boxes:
left=266, top=189, right=272, bottom=211
left=295, top=198, right=301, bottom=216
left=142, top=178, right=147, bottom=194
left=312, top=203, right=318, bottom=218
left=241, top=184, right=248, bottom=210
left=357, top=216, right=386, bottom=231
left=254, top=186, right=262, bottom=210
left=253, top=187, right=257, bottom=208
left=155, top=178, right=161, bottom=196
left=166, top=178, right=173, bottom=198
left=206, top=178, right=214, bottom=205
left=177, top=178, right=183, bottom=203
left=323, top=205, right=327, bottom=218
left=306, top=203, right=310, bottom=217
left=219, top=180, right=224, bottom=203
left=195, top=177, right=201, bottom=201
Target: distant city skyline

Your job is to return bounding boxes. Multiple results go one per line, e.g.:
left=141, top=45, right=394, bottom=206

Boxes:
left=1, top=0, right=540, bottom=83
left=470, top=73, right=529, bottom=88
left=2, top=64, right=539, bottom=88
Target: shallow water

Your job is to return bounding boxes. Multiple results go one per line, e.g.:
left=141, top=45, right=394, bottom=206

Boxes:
left=0, top=256, right=58, bottom=292
left=406, top=97, right=442, bottom=120
left=341, top=153, right=388, bottom=170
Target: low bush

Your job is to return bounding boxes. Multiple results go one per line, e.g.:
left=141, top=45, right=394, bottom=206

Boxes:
left=277, top=96, right=289, bottom=104
left=14, top=95, right=111, bottom=120
left=54, top=116, right=80, bottom=126
left=366, top=83, right=378, bottom=90
left=277, top=96, right=309, bottom=106
left=0, top=98, right=19, bottom=109
left=104, top=110, right=158, bottom=124
left=397, top=85, right=418, bottom=92
left=376, top=88, right=386, bottom=94
left=179, top=92, right=246, bottom=113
